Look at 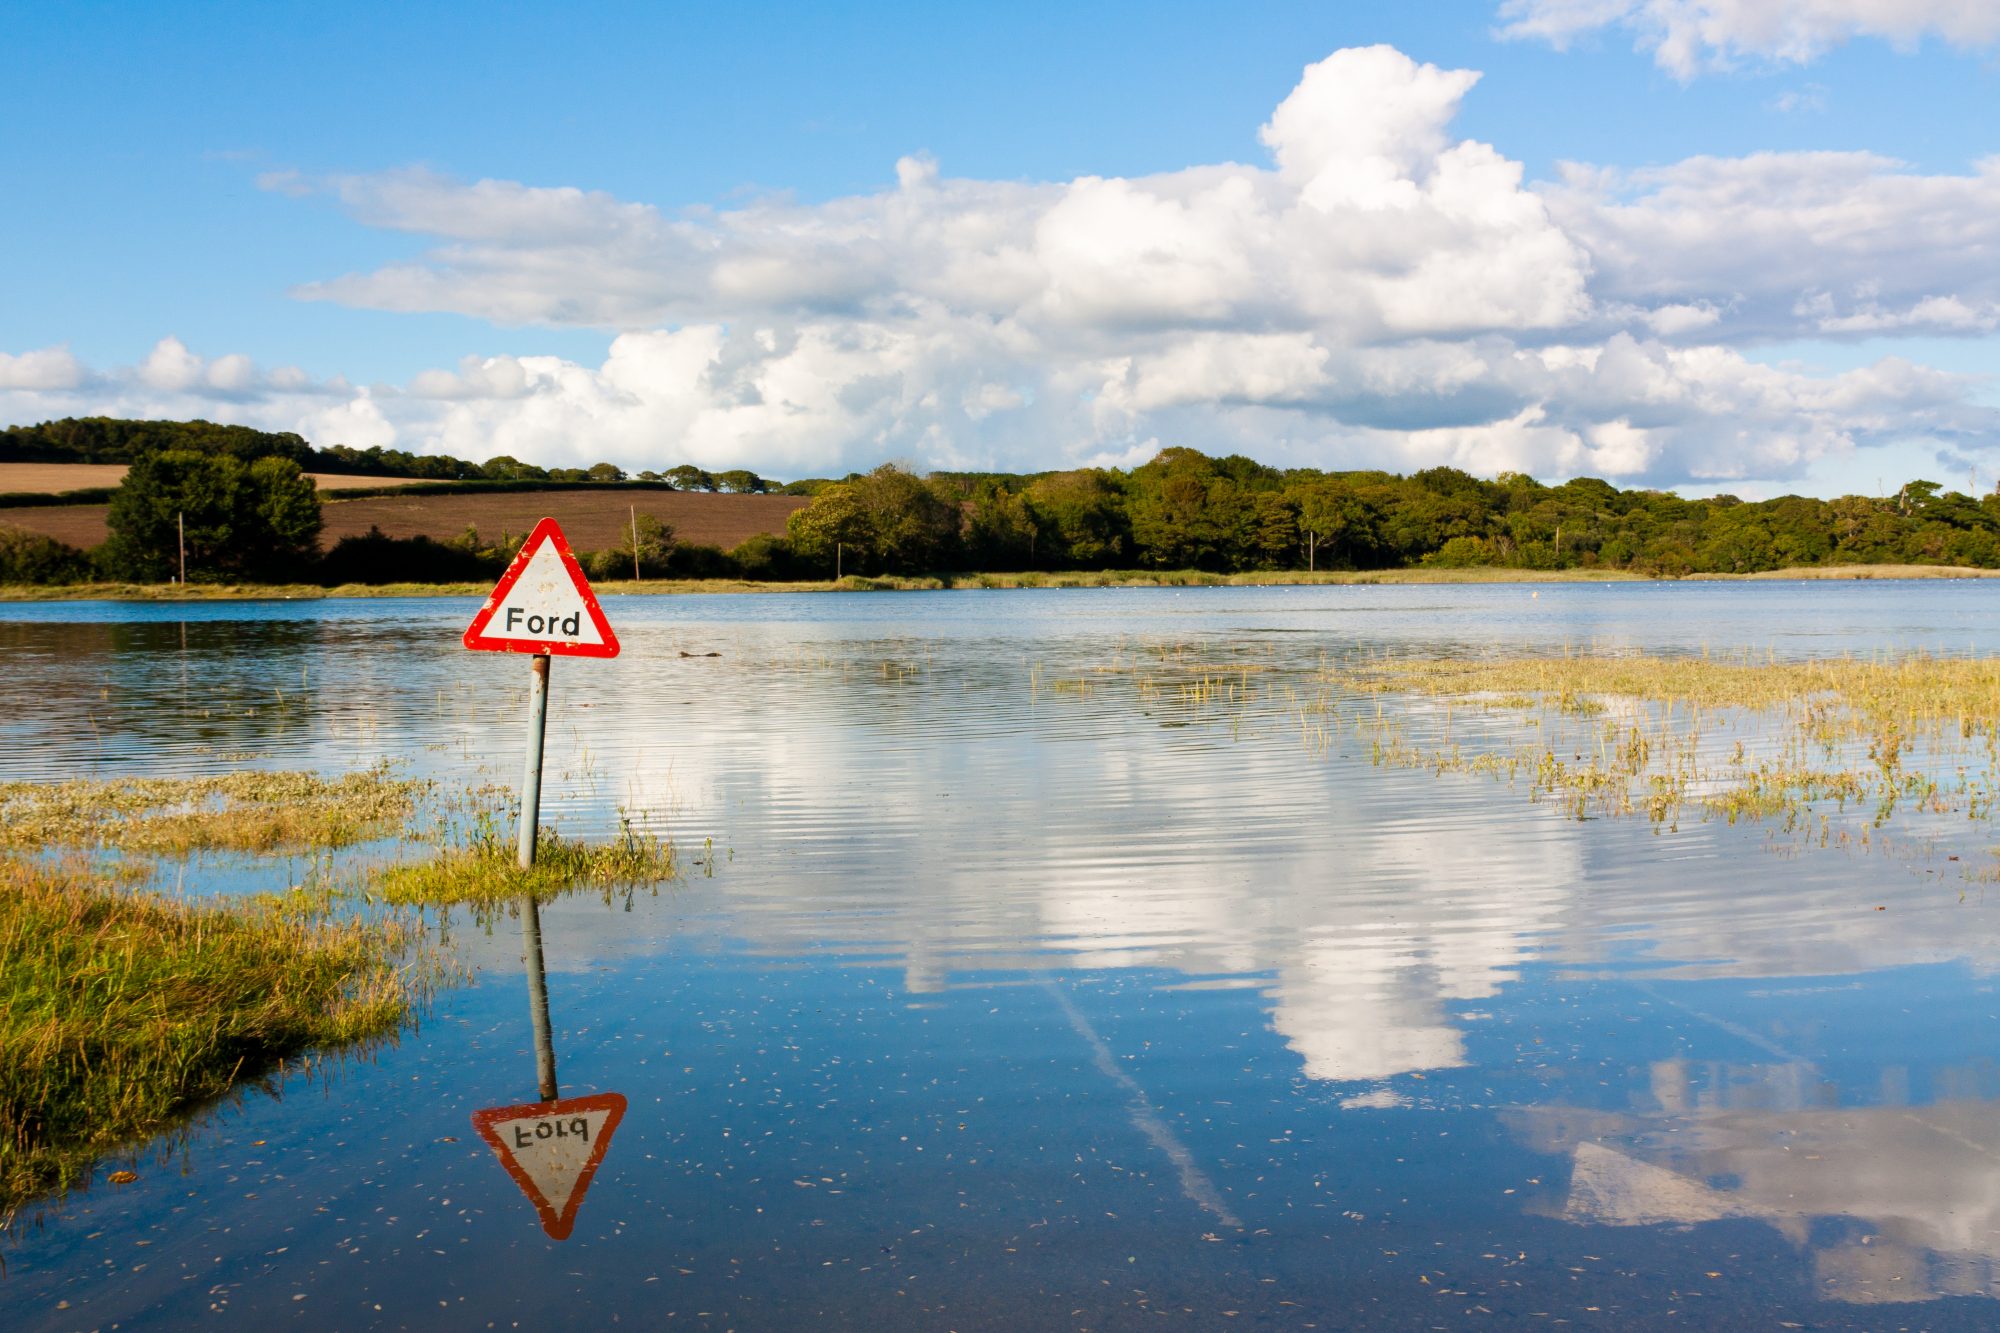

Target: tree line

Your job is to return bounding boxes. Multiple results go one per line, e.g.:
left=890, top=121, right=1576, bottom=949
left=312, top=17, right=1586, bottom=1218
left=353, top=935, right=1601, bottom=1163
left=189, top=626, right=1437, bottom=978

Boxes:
left=0, top=417, right=783, bottom=492
left=788, top=449, right=2000, bottom=578
left=5, top=418, right=2000, bottom=584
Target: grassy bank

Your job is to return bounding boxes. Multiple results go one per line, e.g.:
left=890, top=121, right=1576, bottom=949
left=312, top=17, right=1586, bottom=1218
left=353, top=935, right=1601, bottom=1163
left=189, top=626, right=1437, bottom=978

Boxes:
left=1686, top=563, right=2000, bottom=581
left=0, top=857, right=428, bottom=1212
left=16, top=562, right=2000, bottom=602
left=0, top=566, right=1651, bottom=601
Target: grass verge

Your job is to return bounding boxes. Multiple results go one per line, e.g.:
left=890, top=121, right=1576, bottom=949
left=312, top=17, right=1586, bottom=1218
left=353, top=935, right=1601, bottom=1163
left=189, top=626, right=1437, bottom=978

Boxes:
left=15, top=563, right=2000, bottom=600
left=0, top=856, right=430, bottom=1214
left=1, top=567, right=1651, bottom=600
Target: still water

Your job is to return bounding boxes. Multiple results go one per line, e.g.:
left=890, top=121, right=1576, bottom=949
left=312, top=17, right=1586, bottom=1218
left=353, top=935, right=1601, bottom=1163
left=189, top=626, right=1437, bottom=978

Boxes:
left=6, top=582, right=2000, bottom=1328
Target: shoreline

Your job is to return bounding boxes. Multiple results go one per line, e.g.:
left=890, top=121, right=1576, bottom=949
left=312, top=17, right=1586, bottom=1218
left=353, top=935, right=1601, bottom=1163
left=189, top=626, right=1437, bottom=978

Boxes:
left=2, top=562, right=1996, bottom=602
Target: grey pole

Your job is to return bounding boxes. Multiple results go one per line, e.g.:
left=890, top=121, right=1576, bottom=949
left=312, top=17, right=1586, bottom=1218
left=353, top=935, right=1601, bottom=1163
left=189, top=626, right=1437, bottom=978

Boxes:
left=517, top=650, right=557, bottom=1100
left=517, top=653, right=550, bottom=869
left=520, top=893, right=559, bottom=1101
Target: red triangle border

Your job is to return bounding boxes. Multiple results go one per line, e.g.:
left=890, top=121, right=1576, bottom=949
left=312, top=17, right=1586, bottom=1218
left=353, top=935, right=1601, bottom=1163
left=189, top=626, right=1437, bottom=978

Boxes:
left=462, top=517, right=621, bottom=658
left=471, top=1091, right=628, bottom=1241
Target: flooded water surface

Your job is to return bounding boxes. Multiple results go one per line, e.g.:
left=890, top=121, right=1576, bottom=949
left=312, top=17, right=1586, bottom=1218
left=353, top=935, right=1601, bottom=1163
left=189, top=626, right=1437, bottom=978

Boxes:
left=7, top=582, right=2000, bottom=1328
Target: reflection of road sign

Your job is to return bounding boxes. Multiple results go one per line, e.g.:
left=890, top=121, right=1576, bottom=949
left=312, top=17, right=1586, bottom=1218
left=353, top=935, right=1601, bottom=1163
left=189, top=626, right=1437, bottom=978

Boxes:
left=463, top=517, right=620, bottom=658
left=471, top=1092, right=627, bottom=1240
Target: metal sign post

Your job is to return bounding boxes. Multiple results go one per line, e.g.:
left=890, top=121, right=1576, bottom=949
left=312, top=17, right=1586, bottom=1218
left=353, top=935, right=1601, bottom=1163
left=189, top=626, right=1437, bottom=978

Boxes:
left=518, top=653, right=551, bottom=868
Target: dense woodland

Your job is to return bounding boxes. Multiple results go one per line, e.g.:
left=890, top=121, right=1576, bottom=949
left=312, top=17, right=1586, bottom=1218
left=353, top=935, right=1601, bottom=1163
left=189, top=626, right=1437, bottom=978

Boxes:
left=3, top=418, right=1999, bottom=585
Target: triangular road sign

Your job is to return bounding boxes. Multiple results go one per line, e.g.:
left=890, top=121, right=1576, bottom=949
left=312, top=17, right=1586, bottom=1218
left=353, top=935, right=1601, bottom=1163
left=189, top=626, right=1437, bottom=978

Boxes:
left=471, top=1092, right=627, bottom=1240
left=463, top=517, right=620, bottom=658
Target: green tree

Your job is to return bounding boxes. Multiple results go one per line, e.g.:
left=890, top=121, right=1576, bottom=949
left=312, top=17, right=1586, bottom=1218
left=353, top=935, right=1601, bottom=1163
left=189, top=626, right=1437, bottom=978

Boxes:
left=102, top=450, right=322, bottom=582
left=964, top=483, right=1035, bottom=569
left=667, top=465, right=716, bottom=492
left=103, top=450, right=245, bottom=581
left=481, top=454, right=548, bottom=481
left=1290, top=478, right=1379, bottom=569
left=1127, top=448, right=1254, bottom=570
left=1023, top=470, right=1128, bottom=567
left=1249, top=492, right=1299, bottom=567
left=245, top=456, right=324, bottom=574
left=590, top=514, right=676, bottom=580
left=853, top=465, right=962, bottom=571
left=786, top=482, right=872, bottom=573
left=715, top=469, right=767, bottom=494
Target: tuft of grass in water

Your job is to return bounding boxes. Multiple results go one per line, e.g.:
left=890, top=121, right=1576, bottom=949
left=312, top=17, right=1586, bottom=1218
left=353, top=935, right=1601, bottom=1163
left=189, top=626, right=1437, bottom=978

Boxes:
left=372, top=823, right=676, bottom=907
left=0, top=764, right=428, bottom=855
left=1320, top=651, right=2000, bottom=833
left=0, top=855, right=432, bottom=1214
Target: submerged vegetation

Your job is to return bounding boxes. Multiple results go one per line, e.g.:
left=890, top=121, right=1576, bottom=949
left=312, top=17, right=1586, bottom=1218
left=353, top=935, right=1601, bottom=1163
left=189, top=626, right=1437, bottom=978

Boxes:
left=1321, top=651, right=2000, bottom=832
left=374, top=822, right=676, bottom=908
left=0, top=765, right=428, bottom=854
left=1059, top=642, right=2000, bottom=862
left=0, top=765, right=680, bottom=1216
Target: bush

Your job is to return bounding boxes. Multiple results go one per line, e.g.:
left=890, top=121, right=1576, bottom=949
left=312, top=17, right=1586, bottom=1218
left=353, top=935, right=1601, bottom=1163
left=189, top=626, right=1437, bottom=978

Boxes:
left=1423, top=536, right=1499, bottom=568
left=317, top=527, right=504, bottom=585
left=728, top=532, right=806, bottom=581
left=0, top=526, right=92, bottom=584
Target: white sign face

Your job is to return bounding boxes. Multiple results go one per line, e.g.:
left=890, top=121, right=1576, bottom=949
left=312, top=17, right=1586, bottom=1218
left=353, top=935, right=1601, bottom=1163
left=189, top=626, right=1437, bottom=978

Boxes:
left=492, top=540, right=605, bottom=645
left=462, top=517, right=620, bottom=658
left=471, top=1092, right=627, bottom=1240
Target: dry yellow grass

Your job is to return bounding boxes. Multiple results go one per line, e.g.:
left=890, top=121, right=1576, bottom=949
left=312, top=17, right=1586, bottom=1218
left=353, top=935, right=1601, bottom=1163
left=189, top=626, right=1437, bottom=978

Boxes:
left=0, top=767, right=428, bottom=854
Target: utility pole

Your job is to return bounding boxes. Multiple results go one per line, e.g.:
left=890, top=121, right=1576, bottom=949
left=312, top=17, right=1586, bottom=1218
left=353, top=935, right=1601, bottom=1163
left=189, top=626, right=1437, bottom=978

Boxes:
left=836, top=541, right=843, bottom=580
left=1308, top=531, right=1316, bottom=572
left=177, top=511, right=185, bottom=584
left=630, top=505, right=641, bottom=582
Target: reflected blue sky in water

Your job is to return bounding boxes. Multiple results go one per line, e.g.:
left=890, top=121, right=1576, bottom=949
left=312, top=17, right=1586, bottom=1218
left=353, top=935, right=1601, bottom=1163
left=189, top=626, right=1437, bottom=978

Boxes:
left=6, top=582, right=2000, bottom=1326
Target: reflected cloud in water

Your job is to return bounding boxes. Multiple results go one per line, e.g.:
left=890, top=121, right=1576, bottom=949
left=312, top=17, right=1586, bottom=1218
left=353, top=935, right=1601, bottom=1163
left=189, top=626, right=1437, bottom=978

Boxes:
left=1512, top=1056, right=2000, bottom=1304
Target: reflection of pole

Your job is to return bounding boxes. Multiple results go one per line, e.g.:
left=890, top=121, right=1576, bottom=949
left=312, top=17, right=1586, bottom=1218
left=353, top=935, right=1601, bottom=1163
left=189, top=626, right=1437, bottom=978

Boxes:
left=518, top=653, right=550, bottom=869
left=519, top=893, right=559, bottom=1101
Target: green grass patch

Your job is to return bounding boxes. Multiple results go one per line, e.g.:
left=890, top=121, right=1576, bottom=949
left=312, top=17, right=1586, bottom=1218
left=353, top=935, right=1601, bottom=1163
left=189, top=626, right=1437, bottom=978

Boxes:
left=0, top=766, right=428, bottom=855
left=0, top=856, right=431, bottom=1213
left=373, top=826, right=677, bottom=907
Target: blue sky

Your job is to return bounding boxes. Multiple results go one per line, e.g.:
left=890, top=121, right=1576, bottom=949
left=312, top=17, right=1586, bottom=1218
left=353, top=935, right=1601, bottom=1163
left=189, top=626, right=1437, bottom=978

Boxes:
left=3, top=1, right=1998, bottom=494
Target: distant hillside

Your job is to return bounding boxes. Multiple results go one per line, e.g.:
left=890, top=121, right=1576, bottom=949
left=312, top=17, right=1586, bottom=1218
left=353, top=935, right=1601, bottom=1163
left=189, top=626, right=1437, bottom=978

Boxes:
left=0, top=486, right=806, bottom=553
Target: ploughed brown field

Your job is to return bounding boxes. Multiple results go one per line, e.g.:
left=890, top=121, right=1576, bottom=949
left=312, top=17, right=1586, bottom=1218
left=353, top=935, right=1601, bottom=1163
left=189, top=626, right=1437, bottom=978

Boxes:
left=0, top=484, right=807, bottom=553
left=0, top=463, right=437, bottom=495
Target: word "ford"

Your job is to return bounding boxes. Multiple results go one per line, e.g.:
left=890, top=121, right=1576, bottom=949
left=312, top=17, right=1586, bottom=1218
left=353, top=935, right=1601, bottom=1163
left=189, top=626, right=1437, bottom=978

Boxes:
left=505, top=607, right=583, bottom=638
